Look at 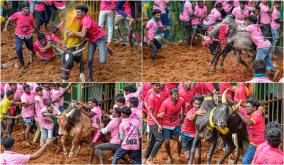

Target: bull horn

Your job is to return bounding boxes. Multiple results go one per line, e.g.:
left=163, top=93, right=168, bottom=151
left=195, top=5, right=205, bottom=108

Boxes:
left=50, top=103, right=61, bottom=115
left=236, top=99, right=242, bottom=108
left=222, top=89, right=229, bottom=103
left=51, top=43, right=64, bottom=54
left=197, top=34, right=207, bottom=39
left=73, top=47, right=86, bottom=56
left=66, top=108, right=76, bottom=117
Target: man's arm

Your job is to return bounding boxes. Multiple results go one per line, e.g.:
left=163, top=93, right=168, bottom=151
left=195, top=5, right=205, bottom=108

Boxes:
left=30, top=137, right=55, bottom=159
left=235, top=110, right=254, bottom=126
left=3, top=18, right=11, bottom=32
left=70, top=28, right=87, bottom=38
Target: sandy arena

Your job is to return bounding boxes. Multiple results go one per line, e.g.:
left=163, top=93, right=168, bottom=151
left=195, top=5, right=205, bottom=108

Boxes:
left=143, top=43, right=283, bottom=82
left=1, top=28, right=142, bottom=82
left=142, top=134, right=242, bottom=164
left=0, top=122, right=120, bottom=164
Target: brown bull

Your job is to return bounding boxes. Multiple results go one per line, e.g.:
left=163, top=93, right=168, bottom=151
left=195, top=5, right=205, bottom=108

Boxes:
left=57, top=105, right=93, bottom=157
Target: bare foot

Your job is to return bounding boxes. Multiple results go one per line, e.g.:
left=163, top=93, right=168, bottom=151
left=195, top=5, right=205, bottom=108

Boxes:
left=146, top=159, right=154, bottom=164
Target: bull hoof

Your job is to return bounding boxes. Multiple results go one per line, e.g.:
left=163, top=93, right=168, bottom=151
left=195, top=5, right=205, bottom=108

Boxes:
left=69, top=152, right=75, bottom=158
left=62, top=151, right=68, bottom=156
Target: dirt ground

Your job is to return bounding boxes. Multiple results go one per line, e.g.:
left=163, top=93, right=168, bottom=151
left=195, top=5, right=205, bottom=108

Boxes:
left=0, top=122, right=116, bottom=164
left=142, top=134, right=241, bottom=164
left=0, top=28, right=142, bottom=82
left=143, top=43, right=283, bottom=82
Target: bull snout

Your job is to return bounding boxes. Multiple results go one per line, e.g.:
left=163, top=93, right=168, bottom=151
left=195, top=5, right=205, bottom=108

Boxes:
left=61, top=70, right=70, bottom=81
left=218, top=121, right=227, bottom=128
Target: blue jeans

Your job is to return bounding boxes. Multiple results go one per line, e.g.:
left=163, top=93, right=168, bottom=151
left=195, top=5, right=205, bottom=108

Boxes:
left=15, top=35, right=34, bottom=66
left=42, top=128, right=53, bottom=141
left=256, top=47, right=274, bottom=71
left=162, top=125, right=181, bottom=139
left=271, top=28, right=279, bottom=47
left=112, top=145, right=141, bottom=164
left=98, top=10, right=114, bottom=43
left=161, top=12, right=170, bottom=39
left=242, top=144, right=257, bottom=164
left=87, top=37, right=108, bottom=80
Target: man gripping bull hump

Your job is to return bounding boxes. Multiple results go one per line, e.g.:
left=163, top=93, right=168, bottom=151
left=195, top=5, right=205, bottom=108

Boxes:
left=67, top=5, right=112, bottom=81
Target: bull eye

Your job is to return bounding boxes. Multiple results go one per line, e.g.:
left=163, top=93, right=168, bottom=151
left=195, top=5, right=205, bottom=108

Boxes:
left=65, top=54, right=70, bottom=62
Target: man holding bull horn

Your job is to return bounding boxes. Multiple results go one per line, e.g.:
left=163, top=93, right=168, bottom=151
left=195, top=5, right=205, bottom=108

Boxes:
left=67, top=5, right=112, bottom=81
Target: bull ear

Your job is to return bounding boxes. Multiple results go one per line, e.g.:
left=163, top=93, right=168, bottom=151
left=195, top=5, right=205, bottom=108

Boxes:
left=73, top=47, right=86, bottom=56
left=222, top=89, right=229, bottom=103
left=51, top=43, right=64, bottom=54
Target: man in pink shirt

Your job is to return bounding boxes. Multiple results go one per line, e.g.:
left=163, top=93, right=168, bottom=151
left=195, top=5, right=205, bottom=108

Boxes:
left=235, top=98, right=265, bottom=164
left=203, top=2, right=223, bottom=29
left=179, top=0, right=193, bottom=48
left=158, top=88, right=185, bottom=163
left=96, top=107, right=122, bottom=164
left=232, top=1, right=249, bottom=25
left=33, top=86, right=45, bottom=146
left=77, top=98, right=104, bottom=163
left=33, top=32, right=55, bottom=61
left=34, top=1, right=48, bottom=30
left=252, top=122, right=283, bottom=164
left=3, top=2, right=37, bottom=71
left=191, top=1, right=207, bottom=48
left=240, top=15, right=278, bottom=78
left=144, top=83, right=165, bottom=164
left=259, top=0, right=272, bottom=39
left=144, top=9, right=164, bottom=61
left=67, top=5, right=108, bottom=81
left=124, top=84, right=142, bottom=108
left=248, top=60, right=273, bottom=83
left=270, top=1, right=281, bottom=54
left=112, top=106, right=142, bottom=164
left=0, top=135, right=54, bottom=164
left=20, top=84, right=35, bottom=146
left=181, top=94, right=205, bottom=163
left=129, top=97, right=142, bottom=123
left=178, top=82, right=194, bottom=113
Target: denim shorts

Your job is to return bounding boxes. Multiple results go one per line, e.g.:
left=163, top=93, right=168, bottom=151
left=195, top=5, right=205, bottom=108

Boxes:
left=23, top=117, right=34, bottom=126
left=180, top=132, right=194, bottom=151
left=242, top=144, right=257, bottom=164
left=192, top=25, right=199, bottom=30
left=162, top=125, right=181, bottom=139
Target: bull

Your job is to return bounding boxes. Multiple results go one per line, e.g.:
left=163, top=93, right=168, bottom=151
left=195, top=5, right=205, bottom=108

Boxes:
left=200, top=15, right=256, bottom=70
left=189, top=89, right=244, bottom=164
left=53, top=103, right=93, bottom=157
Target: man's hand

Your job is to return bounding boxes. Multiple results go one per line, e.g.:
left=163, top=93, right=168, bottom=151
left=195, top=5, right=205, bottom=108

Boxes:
left=158, top=124, right=162, bottom=133
left=45, top=137, right=56, bottom=145
left=157, top=112, right=164, bottom=118
left=258, top=106, right=265, bottom=114
left=195, top=109, right=206, bottom=116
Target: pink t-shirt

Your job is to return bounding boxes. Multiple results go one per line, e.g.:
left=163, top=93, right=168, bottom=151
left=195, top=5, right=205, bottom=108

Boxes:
left=246, top=111, right=265, bottom=145
left=271, top=7, right=280, bottom=30
left=35, top=3, right=46, bottom=11
left=245, top=24, right=271, bottom=48
left=232, top=7, right=249, bottom=24
left=40, top=107, right=54, bottom=130
left=15, top=84, right=24, bottom=101
left=147, top=92, right=164, bottom=126
left=34, top=95, right=45, bottom=123
left=159, top=97, right=185, bottom=127
left=50, top=89, right=63, bottom=110
left=91, top=106, right=103, bottom=129
left=79, top=15, right=105, bottom=43
left=181, top=108, right=196, bottom=136
left=42, top=89, right=51, bottom=103
left=153, top=0, right=169, bottom=13
left=21, top=92, right=34, bottom=118
left=178, top=84, right=194, bottom=113
left=247, top=76, right=273, bottom=83
left=252, top=141, right=284, bottom=164
left=191, top=5, right=207, bottom=25
left=234, top=83, right=248, bottom=103
left=259, top=2, right=271, bottom=25
left=144, top=18, right=163, bottom=43
left=116, top=1, right=131, bottom=16
left=120, top=118, right=140, bottom=150
left=193, top=83, right=215, bottom=96
left=54, top=0, right=66, bottom=9
left=125, top=87, right=142, bottom=108
left=222, top=0, right=233, bottom=13
left=233, top=0, right=240, bottom=7
left=100, top=0, right=116, bottom=11
left=3, top=84, right=11, bottom=94
left=33, top=34, right=54, bottom=59
left=179, top=1, right=193, bottom=22
left=0, top=151, right=30, bottom=164
left=105, top=117, right=121, bottom=144
left=203, top=8, right=222, bottom=25
left=9, top=11, right=35, bottom=36
left=51, top=33, right=62, bottom=44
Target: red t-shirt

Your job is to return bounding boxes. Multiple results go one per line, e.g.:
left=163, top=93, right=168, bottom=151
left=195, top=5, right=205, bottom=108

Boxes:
left=178, top=83, right=195, bottom=113
left=79, top=15, right=105, bottom=43
left=181, top=108, right=197, bottom=136
left=219, top=83, right=234, bottom=100
left=147, top=92, right=164, bottom=126
left=158, top=97, right=185, bottom=127
left=193, top=83, right=215, bottom=96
